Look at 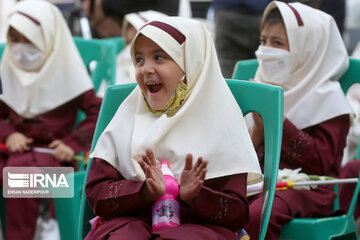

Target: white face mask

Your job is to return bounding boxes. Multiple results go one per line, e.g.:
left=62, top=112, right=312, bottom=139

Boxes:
left=10, top=43, right=46, bottom=72
left=255, top=46, right=291, bottom=85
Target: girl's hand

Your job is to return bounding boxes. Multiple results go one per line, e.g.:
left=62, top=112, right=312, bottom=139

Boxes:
left=138, top=148, right=165, bottom=204
left=5, top=132, right=33, bottom=153
left=180, top=154, right=208, bottom=205
left=49, top=140, right=75, bottom=162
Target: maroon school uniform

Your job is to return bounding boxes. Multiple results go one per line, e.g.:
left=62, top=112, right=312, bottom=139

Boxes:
left=247, top=115, right=350, bottom=239
left=85, top=158, right=248, bottom=240
left=0, top=89, right=101, bottom=240
left=339, top=160, right=360, bottom=219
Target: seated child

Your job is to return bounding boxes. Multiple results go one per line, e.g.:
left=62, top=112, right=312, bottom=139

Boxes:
left=86, top=16, right=262, bottom=239
left=247, top=1, right=353, bottom=239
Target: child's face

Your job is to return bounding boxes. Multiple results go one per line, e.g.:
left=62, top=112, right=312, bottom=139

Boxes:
left=134, top=35, right=184, bottom=110
left=8, top=27, right=31, bottom=43
left=260, top=22, right=289, bottom=51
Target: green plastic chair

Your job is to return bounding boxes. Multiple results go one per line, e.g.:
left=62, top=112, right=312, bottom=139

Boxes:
left=231, top=59, right=259, bottom=80
left=53, top=171, right=86, bottom=240
left=232, top=58, right=360, bottom=239
left=77, top=80, right=284, bottom=240
left=73, top=37, right=117, bottom=92
left=101, top=36, right=125, bottom=55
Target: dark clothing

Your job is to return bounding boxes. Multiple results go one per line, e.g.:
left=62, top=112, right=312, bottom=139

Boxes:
left=212, top=0, right=270, bottom=13
left=0, top=89, right=101, bottom=240
left=247, top=115, right=350, bottom=239
left=339, top=160, right=360, bottom=219
left=101, top=0, right=179, bottom=19
left=85, top=158, right=249, bottom=239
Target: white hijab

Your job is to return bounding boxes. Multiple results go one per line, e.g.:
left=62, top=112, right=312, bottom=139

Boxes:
left=91, top=17, right=262, bottom=184
left=0, top=0, right=93, bottom=118
left=255, top=1, right=353, bottom=129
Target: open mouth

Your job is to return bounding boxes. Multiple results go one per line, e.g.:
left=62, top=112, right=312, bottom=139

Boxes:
left=147, top=82, right=163, bottom=93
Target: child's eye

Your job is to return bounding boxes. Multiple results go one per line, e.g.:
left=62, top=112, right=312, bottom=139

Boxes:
left=135, top=57, right=143, bottom=64
left=260, top=39, right=266, bottom=45
left=155, top=55, right=166, bottom=61
left=274, top=41, right=282, bottom=46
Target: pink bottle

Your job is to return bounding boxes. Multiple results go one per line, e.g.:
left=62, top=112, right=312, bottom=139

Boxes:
left=152, top=161, right=180, bottom=231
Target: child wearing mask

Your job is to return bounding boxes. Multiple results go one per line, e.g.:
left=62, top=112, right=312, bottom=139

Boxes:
left=247, top=1, right=353, bottom=239
left=85, top=16, right=262, bottom=239
left=0, top=1, right=101, bottom=239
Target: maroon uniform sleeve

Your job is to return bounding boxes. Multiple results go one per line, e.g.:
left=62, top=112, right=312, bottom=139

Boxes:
left=257, top=115, right=350, bottom=177
left=85, top=158, right=150, bottom=220
left=62, top=90, right=102, bottom=153
left=181, top=173, right=248, bottom=231
left=0, top=101, right=16, bottom=142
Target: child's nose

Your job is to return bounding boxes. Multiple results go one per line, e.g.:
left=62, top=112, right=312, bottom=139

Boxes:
left=141, top=60, right=155, bottom=74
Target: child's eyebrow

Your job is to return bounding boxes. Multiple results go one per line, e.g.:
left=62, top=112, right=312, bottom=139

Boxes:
left=152, top=49, right=165, bottom=54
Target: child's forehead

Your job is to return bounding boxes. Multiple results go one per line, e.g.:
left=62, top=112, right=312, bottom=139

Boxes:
left=261, top=22, right=287, bottom=35
left=135, top=35, right=163, bottom=51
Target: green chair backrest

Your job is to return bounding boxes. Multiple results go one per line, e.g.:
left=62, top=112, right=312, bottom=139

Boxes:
left=53, top=171, right=86, bottom=240
left=101, top=37, right=125, bottom=55
left=232, top=59, right=258, bottom=80
left=73, top=37, right=117, bottom=92
left=226, top=79, right=284, bottom=239
left=78, top=80, right=284, bottom=240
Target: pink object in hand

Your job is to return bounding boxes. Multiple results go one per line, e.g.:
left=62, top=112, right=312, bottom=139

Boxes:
left=152, top=161, right=180, bottom=231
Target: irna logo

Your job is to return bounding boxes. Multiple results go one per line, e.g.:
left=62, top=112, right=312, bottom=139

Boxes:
left=8, top=172, right=69, bottom=188
left=3, top=167, right=74, bottom=198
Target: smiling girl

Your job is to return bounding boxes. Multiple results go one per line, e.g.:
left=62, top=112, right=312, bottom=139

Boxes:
left=86, top=16, right=262, bottom=239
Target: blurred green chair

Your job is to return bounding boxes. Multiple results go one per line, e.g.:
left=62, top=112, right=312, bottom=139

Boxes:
left=231, top=59, right=258, bottom=80
left=73, top=37, right=117, bottom=92
left=232, top=58, right=360, bottom=239
left=53, top=171, right=86, bottom=240
left=101, top=36, right=125, bottom=55
left=78, top=80, right=284, bottom=240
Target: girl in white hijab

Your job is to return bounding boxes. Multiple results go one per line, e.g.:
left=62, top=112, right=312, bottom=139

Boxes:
left=86, top=16, right=262, bottom=239
left=247, top=1, right=352, bottom=239
left=0, top=1, right=101, bottom=239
